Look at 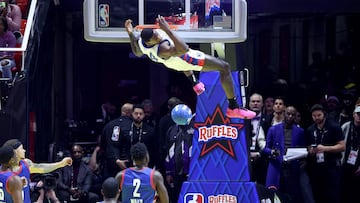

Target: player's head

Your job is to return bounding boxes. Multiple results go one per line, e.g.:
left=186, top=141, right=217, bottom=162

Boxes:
left=141, top=28, right=154, bottom=42
left=141, top=28, right=161, bottom=45
left=3, top=139, right=25, bottom=160
left=130, top=143, right=149, bottom=167
left=0, top=145, right=18, bottom=168
left=101, top=177, right=120, bottom=200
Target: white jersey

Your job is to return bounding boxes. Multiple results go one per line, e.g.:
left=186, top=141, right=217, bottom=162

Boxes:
left=138, top=29, right=205, bottom=71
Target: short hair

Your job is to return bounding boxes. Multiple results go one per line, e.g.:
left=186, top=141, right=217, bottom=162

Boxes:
left=0, top=145, right=14, bottom=164
left=130, top=143, right=148, bottom=161
left=310, top=104, right=325, bottom=113
left=133, top=104, right=144, bottom=112
left=274, top=96, right=286, bottom=105
left=102, top=177, right=119, bottom=199
left=141, top=28, right=154, bottom=42
left=3, top=139, right=22, bottom=149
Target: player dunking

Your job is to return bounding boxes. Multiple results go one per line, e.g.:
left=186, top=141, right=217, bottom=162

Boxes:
left=115, top=143, right=169, bottom=203
left=125, top=16, right=256, bottom=119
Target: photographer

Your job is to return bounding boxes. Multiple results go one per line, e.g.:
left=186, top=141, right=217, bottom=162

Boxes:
left=31, top=173, right=61, bottom=203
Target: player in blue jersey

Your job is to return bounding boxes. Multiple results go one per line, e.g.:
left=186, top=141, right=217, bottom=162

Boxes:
left=3, top=139, right=72, bottom=203
left=116, top=143, right=169, bottom=203
left=125, top=16, right=256, bottom=120
left=0, top=145, right=24, bottom=203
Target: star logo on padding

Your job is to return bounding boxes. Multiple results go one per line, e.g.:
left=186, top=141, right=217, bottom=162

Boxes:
left=194, top=106, right=244, bottom=159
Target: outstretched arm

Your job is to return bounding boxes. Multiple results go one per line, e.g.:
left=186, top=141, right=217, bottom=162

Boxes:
left=27, top=157, right=73, bottom=174
left=125, top=19, right=144, bottom=57
left=153, top=170, right=169, bottom=203
left=157, top=15, right=189, bottom=58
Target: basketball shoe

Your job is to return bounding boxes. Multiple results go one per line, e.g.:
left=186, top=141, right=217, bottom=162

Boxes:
left=226, top=107, right=256, bottom=119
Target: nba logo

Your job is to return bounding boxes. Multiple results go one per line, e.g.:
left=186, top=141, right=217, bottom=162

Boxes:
left=98, top=4, right=109, bottom=27
left=184, top=193, right=204, bottom=203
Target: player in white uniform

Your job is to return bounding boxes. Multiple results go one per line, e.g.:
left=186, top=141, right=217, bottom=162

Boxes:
left=125, top=16, right=255, bottom=119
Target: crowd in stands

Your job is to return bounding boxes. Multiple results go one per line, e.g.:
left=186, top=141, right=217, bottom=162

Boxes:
left=24, top=80, right=357, bottom=202
left=0, top=0, right=27, bottom=79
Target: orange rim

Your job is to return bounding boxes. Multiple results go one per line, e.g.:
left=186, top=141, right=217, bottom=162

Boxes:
left=135, top=24, right=178, bottom=30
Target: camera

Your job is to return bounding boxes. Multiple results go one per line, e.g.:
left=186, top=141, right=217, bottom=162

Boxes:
left=33, top=173, right=59, bottom=190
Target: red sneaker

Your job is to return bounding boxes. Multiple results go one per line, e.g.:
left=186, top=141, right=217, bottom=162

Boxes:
left=226, top=107, right=256, bottom=119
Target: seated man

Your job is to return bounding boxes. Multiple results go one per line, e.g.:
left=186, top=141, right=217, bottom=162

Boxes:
left=56, top=144, right=99, bottom=203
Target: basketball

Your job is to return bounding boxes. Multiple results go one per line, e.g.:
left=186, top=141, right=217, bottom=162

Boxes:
left=171, top=104, right=193, bottom=125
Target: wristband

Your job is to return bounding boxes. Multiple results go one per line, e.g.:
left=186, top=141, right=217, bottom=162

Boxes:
left=193, top=82, right=205, bottom=95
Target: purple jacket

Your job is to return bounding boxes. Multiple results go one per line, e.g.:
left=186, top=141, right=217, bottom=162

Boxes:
left=263, top=123, right=305, bottom=189
left=0, top=30, right=16, bottom=58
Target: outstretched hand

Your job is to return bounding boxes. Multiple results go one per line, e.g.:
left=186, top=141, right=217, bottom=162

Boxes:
left=157, top=15, right=171, bottom=32
left=125, top=19, right=134, bottom=34
left=61, top=157, right=73, bottom=167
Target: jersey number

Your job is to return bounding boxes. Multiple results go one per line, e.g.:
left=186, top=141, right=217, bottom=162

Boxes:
left=0, top=188, right=4, bottom=201
left=133, top=178, right=141, bottom=198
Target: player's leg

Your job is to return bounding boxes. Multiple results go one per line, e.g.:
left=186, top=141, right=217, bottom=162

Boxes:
left=202, top=54, right=255, bottom=119
left=202, top=54, right=235, bottom=99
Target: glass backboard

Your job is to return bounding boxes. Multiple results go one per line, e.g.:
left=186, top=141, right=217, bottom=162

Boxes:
left=83, top=0, right=247, bottom=43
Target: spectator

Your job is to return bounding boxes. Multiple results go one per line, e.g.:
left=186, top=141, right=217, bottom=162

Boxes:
left=341, top=105, right=360, bottom=202
left=56, top=144, right=99, bottom=203
left=0, top=0, right=21, bottom=32
left=164, top=121, right=194, bottom=202
left=264, top=96, right=275, bottom=116
left=158, top=97, right=182, bottom=175
left=263, top=106, right=305, bottom=202
left=338, top=91, right=357, bottom=126
left=305, top=104, right=345, bottom=203
left=0, top=16, right=16, bottom=79
left=101, top=103, right=133, bottom=178
left=142, top=99, right=159, bottom=128
left=247, top=93, right=268, bottom=185
left=265, top=97, right=285, bottom=127
left=125, top=104, right=155, bottom=167
left=325, top=96, right=340, bottom=123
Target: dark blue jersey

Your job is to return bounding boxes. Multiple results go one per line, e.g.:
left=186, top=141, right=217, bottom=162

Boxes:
left=0, top=170, right=16, bottom=203
left=120, top=167, right=156, bottom=203
left=15, top=160, right=31, bottom=203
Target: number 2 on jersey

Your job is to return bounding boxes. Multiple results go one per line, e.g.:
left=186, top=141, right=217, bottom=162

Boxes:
left=133, top=178, right=141, bottom=197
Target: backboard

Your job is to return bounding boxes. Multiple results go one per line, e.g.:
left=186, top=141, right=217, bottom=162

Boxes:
left=83, top=0, right=247, bottom=43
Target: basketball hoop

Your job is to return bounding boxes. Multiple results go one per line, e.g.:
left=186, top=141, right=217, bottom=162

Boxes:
left=135, top=23, right=178, bottom=31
